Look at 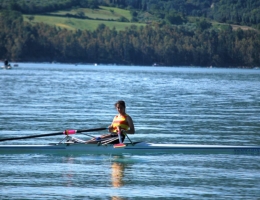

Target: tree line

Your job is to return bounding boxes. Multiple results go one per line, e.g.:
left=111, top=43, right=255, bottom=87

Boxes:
left=1, top=10, right=259, bottom=67
left=1, top=0, right=260, bottom=28
left=107, top=0, right=260, bottom=27
left=0, top=0, right=98, bottom=14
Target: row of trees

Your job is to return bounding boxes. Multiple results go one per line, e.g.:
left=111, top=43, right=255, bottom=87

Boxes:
left=0, top=0, right=98, bottom=14
left=1, top=10, right=259, bottom=67
left=210, top=0, right=260, bottom=26
left=1, top=0, right=260, bottom=27
left=106, top=0, right=260, bottom=27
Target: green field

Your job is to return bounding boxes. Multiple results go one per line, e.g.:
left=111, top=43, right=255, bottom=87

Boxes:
left=23, top=6, right=145, bottom=31
left=49, top=6, right=132, bottom=21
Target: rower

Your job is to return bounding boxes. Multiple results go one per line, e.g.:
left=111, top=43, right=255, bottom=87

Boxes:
left=4, top=59, right=8, bottom=67
left=87, top=100, right=135, bottom=144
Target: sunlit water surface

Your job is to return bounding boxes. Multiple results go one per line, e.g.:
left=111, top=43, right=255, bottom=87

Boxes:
left=0, top=64, right=260, bottom=199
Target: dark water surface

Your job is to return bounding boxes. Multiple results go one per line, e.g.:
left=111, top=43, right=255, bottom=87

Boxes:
left=0, top=64, right=260, bottom=199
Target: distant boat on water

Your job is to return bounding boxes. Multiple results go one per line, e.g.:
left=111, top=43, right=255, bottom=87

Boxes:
left=1, top=64, right=12, bottom=69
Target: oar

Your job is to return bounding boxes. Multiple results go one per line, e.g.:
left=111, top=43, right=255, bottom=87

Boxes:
left=123, top=131, right=134, bottom=146
left=0, top=127, right=107, bottom=142
left=114, top=127, right=126, bottom=148
left=80, top=132, right=97, bottom=139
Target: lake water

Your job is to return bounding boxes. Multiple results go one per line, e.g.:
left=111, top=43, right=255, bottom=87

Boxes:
left=0, top=64, right=260, bottom=199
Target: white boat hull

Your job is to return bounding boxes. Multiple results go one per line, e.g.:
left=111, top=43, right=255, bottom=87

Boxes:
left=0, top=142, right=260, bottom=155
left=1, top=65, right=12, bottom=69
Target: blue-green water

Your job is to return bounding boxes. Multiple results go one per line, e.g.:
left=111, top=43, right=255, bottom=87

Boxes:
left=0, top=64, right=260, bottom=199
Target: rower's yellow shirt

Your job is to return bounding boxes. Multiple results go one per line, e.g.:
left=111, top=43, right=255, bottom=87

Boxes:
left=111, top=114, right=129, bottom=132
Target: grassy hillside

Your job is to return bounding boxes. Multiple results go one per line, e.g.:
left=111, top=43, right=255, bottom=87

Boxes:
left=24, top=15, right=145, bottom=31
left=23, top=6, right=145, bottom=31
left=22, top=4, right=256, bottom=32
left=50, top=6, right=132, bottom=21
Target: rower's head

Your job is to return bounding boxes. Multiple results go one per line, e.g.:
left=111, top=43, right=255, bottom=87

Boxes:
left=115, top=100, right=126, bottom=113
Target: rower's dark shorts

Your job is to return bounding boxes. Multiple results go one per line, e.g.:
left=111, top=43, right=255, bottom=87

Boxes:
left=109, top=133, right=125, bottom=144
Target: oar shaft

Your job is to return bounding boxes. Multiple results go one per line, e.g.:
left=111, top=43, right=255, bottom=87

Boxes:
left=0, top=127, right=107, bottom=142
left=77, top=128, right=107, bottom=133
left=79, top=128, right=108, bottom=139
left=0, top=132, right=64, bottom=142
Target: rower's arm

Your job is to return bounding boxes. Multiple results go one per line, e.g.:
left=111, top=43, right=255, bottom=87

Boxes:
left=125, top=116, right=135, bottom=134
left=108, top=116, right=116, bottom=133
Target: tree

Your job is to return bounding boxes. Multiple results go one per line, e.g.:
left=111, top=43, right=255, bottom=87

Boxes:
left=26, top=15, right=34, bottom=22
left=165, top=11, right=185, bottom=25
left=196, top=19, right=212, bottom=31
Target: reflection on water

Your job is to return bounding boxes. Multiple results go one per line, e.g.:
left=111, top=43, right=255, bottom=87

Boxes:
left=110, top=156, right=131, bottom=200
left=111, top=161, right=125, bottom=188
left=60, top=155, right=129, bottom=188
left=59, top=155, right=130, bottom=200
left=62, top=156, right=76, bottom=188
left=111, top=197, right=125, bottom=200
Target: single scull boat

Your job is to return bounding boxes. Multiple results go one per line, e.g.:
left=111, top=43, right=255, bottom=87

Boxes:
left=0, top=142, right=260, bottom=155
left=0, top=128, right=259, bottom=155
